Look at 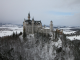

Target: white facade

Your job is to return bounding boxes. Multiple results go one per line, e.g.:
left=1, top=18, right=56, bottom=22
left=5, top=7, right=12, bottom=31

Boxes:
left=23, top=13, right=53, bottom=35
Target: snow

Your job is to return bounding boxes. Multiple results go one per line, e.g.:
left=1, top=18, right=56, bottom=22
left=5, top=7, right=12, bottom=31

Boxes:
left=59, top=27, right=76, bottom=34
left=0, top=31, right=13, bottom=37
left=54, top=38, right=62, bottom=48
left=42, top=27, right=50, bottom=29
left=63, top=31, right=76, bottom=34
left=27, top=34, right=34, bottom=39
left=60, top=28, right=72, bottom=30
left=67, top=35, right=80, bottom=41
left=19, top=35, right=23, bottom=42
left=51, top=38, right=62, bottom=48
left=44, top=27, right=50, bottom=29
left=29, top=34, right=34, bottom=38
left=49, top=32, right=53, bottom=40
left=0, top=27, right=23, bottom=37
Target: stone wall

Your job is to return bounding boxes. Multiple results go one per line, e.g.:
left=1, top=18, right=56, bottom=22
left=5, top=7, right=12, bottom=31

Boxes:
left=23, top=20, right=53, bottom=36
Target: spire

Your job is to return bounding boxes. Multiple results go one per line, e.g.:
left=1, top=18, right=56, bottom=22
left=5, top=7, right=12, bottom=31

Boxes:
left=32, top=17, right=34, bottom=20
left=51, top=20, right=52, bottom=23
left=28, top=12, right=30, bottom=20
left=50, top=20, right=53, bottom=32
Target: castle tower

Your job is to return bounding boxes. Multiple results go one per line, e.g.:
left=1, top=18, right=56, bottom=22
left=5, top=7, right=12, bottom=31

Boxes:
left=28, top=12, right=30, bottom=20
left=32, top=17, right=34, bottom=34
left=40, top=22, right=42, bottom=28
left=50, top=21, right=53, bottom=32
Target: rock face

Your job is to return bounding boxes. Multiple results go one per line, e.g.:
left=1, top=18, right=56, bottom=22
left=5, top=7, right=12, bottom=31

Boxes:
left=0, top=34, right=80, bottom=60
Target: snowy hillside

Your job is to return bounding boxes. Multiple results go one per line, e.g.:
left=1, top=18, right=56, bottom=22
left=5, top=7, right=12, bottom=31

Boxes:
left=59, top=27, right=80, bottom=41
left=67, top=35, right=80, bottom=41
left=0, top=33, right=75, bottom=60
left=63, top=30, right=76, bottom=34
left=0, top=26, right=23, bottom=37
left=0, top=25, right=80, bottom=60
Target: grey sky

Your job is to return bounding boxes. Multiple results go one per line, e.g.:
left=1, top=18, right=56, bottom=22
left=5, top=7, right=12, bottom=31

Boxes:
left=0, top=0, right=80, bottom=26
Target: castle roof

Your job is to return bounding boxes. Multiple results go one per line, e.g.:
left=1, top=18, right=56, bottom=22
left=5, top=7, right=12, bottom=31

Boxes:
left=25, top=20, right=32, bottom=24
left=25, top=20, right=41, bottom=24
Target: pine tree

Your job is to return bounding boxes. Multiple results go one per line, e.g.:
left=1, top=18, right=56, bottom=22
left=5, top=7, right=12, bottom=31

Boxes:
left=16, top=31, right=17, bottom=37
left=55, top=30, right=57, bottom=39
left=13, top=32, right=15, bottom=37
left=23, top=28, right=26, bottom=39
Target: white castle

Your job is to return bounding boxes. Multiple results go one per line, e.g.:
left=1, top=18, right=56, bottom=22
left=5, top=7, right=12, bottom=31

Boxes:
left=23, top=13, right=53, bottom=36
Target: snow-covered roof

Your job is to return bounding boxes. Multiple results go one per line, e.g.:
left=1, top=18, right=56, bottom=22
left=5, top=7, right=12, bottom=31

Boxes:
left=43, top=27, right=50, bottom=29
left=25, top=20, right=41, bottom=25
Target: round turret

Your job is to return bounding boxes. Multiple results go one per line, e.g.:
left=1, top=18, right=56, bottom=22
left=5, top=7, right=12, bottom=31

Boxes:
left=50, top=20, right=53, bottom=32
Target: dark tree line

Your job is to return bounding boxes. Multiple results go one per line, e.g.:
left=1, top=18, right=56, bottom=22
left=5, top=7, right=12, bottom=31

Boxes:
left=23, top=28, right=26, bottom=39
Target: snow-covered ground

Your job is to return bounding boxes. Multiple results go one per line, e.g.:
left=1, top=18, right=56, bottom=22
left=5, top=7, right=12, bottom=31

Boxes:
left=63, top=30, right=76, bottom=34
left=50, top=38, right=62, bottom=48
left=58, top=27, right=76, bottom=34
left=60, top=27, right=72, bottom=30
left=63, top=30, right=80, bottom=41
left=67, top=35, right=80, bottom=41
left=54, top=38, right=62, bottom=48
left=0, top=27, right=23, bottom=37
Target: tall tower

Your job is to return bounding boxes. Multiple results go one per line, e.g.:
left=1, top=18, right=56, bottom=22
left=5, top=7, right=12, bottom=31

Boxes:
left=40, top=22, right=42, bottom=28
left=32, top=18, right=34, bottom=34
left=50, top=21, right=53, bottom=32
left=28, top=12, right=30, bottom=20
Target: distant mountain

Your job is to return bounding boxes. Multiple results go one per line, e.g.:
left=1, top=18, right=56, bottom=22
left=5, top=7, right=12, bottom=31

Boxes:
left=0, top=23, right=23, bottom=27
left=0, top=23, right=80, bottom=29
left=42, top=25, right=80, bottom=29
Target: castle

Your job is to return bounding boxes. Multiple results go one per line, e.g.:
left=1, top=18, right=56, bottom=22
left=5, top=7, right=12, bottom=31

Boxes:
left=23, top=13, right=53, bottom=36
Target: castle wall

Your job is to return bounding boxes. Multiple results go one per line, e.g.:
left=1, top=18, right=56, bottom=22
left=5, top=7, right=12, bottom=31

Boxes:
left=23, top=20, right=53, bottom=36
left=23, top=13, right=53, bottom=35
left=23, top=21, right=27, bottom=34
left=34, top=25, right=41, bottom=33
left=23, top=22, right=42, bottom=34
left=26, top=25, right=32, bottom=34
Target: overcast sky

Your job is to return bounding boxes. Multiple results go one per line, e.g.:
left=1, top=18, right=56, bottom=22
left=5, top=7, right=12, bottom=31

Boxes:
left=0, top=0, right=80, bottom=26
